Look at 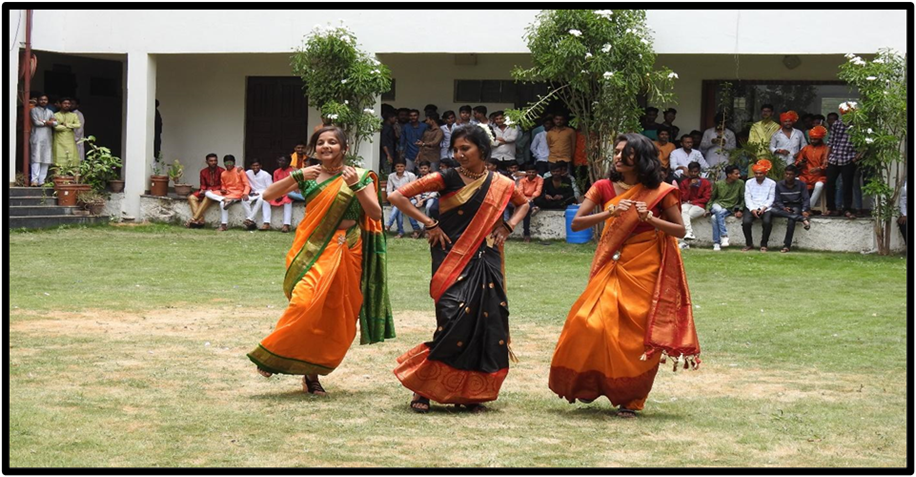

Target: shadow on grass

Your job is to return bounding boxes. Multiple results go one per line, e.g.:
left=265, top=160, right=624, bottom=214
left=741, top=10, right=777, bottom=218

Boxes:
left=248, top=387, right=375, bottom=402
left=546, top=403, right=681, bottom=422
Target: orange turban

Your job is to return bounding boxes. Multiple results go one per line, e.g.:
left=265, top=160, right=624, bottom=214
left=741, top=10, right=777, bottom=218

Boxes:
left=808, top=125, right=827, bottom=139
left=779, top=111, right=798, bottom=123
left=752, top=159, right=772, bottom=173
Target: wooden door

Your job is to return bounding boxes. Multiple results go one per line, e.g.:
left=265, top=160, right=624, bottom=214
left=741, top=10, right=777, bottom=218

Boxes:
left=245, top=77, right=309, bottom=173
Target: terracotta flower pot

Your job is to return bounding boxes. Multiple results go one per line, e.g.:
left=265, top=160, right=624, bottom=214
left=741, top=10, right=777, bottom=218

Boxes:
left=379, top=180, right=388, bottom=204
left=108, top=180, right=125, bottom=193
left=150, top=175, right=170, bottom=196
left=53, top=176, right=75, bottom=187
left=174, top=184, right=193, bottom=198
left=55, top=184, right=80, bottom=207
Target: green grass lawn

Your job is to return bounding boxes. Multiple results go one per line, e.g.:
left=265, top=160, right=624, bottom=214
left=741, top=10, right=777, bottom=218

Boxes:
left=8, top=224, right=909, bottom=468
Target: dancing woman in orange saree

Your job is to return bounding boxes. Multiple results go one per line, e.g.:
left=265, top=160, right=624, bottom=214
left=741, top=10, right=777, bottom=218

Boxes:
left=247, top=127, right=394, bottom=394
left=549, top=133, right=701, bottom=418
left=389, top=125, right=529, bottom=413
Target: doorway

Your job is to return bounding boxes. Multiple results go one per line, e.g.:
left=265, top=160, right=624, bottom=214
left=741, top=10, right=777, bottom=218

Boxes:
left=244, top=77, right=310, bottom=173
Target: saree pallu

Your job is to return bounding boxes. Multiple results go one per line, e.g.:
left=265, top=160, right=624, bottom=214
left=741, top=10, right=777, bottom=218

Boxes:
left=248, top=170, right=394, bottom=376
left=549, top=183, right=700, bottom=410
left=394, top=171, right=518, bottom=404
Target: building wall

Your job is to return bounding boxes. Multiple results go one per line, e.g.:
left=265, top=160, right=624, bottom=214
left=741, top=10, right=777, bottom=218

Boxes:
left=22, top=10, right=907, bottom=56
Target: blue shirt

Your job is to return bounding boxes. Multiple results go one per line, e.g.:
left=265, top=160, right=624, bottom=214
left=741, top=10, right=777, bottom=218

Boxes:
left=400, top=122, right=428, bottom=160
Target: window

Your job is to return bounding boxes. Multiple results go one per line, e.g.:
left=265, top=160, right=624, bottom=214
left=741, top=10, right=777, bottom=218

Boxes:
left=381, top=79, right=396, bottom=101
left=454, top=79, right=526, bottom=104
left=701, top=80, right=859, bottom=132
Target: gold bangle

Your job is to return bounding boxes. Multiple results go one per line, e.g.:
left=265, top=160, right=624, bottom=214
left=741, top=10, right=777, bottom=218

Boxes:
left=606, top=204, right=616, bottom=215
left=641, top=210, right=655, bottom=222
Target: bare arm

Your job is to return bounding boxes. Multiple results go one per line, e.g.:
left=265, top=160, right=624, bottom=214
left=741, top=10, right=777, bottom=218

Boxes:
left=342, top=167, right=382, bottom=221
left=570, top=197, right=629, bottom=232
left=262, top=175, right=300, bottom=202
left=639, top=202, right=686, bottom=238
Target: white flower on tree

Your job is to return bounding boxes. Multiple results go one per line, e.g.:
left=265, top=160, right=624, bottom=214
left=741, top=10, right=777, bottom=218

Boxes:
left=601, top=44, right=612, bottom=53
left=364, top=108, right=375, bottom=114
left=865, top=137, right=875, bottom=144
left=603, top=71, right=615, bottom=79
left=585, top=52, right=593, bottom=59
left=569, top=29, right=582, bottom=37
left=866, top=76, right=878, bottom=81
left=328, top=113, right=339, bottom=120
left=668, top=72, right=679, bottom=79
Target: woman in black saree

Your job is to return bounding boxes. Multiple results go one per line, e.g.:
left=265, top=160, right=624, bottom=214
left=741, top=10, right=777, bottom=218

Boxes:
left=389, top=125, right=530, bottom=413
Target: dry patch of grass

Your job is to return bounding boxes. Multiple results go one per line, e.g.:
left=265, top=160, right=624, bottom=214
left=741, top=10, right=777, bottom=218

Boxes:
left=8, top=305, right=907, bottom=468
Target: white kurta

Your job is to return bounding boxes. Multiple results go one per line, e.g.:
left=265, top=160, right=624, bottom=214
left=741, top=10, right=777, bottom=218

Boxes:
left=770, top=128, right=807, bottom=166
left=30, top=106, right=55, bottom=164
left=700, top=127, right=736, bottom=168
left=74, top=110, right=86, bottom=161
left=245, top=169, right=273, bottom=193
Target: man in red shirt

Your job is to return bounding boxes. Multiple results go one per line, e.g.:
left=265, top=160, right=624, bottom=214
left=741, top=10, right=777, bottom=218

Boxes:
left=186, top=153, right=224, bottom=228
left=678, top=161, right=711, bottom=249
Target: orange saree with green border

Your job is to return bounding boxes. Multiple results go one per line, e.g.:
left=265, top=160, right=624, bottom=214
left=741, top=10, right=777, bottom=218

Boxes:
left=247, top=169, right=394, bottom=376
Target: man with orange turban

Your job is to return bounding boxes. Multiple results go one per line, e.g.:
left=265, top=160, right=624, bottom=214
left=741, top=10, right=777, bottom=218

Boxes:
left=795, top=125, right=829, bottom=211
left=742, top=159, right=777, bottom=252
left=770, top=110, right=807, bottom=166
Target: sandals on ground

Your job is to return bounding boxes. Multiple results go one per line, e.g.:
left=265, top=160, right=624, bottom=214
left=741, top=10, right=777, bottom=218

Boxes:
left=617, top=407, right=637, bottom=419
left=410, top=393, right=430, bottom=413
left=741, top=246, right=753, bottom=252
left=759, top=246, right=768, bottom=253
left=303, top=376, right=327, bottom=395
left=780, top=247, right=790, bottom=253
left=845, top=211, right=856, bottom=219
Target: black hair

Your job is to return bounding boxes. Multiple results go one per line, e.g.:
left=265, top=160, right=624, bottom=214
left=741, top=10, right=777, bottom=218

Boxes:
left=761, top=103, right=775, bottom=111
left=439, top=158, right=455, bottom=168
left=449, top=124, right=493, bottom=161
left=785, top=164, right=799, bottom=174
left=473, top=105, right=488, bottom=116
left=646, top=106, right=659, bottom=114
left=397, top=107, right=410, bottom=113
left=392, top=158, right=407, bottom=166
left=206, top=153, right=218, bottom=160
left=608, top=133, right=663, bottom=189
left=278, top=155, right=290, bottom=164
left=663, top=108, right=677, bottom=115
left=459, top=105, right=472, bottom=114
left=296, top=139, right=307, bottom=146
left=689, top=130, right=702, bottom=136
left=680, top=134, right=694, bottom=143
left=687, top=161, right=702, bottom=171
left=223, top=154, right=236, bottom=163
left=724, top=164, right=740, bottom=175
left=813, top=114, right=826, bottom=121
left=59, top=97, right=73, bottom=104
left=409, top=109, right=420, bottom=116
left=493, top=110, right=505, bottom=118
left=383, top=111, right=396, bottom=121
left=506, top=162, right=519, bottom=169
left=801, top=113, right=813, bottom=120
left=417, top=160, right=431, bottom=169
left=426, top=111, right=440, bottom=121
left=827, top=112, right=839, bottom=119
left=549, top=162, right=564, bottom=172
left=713, top=112, right=725, bottom=124
left=442, top=110, right=456, bottom=120
left=250, top=159, right=261, bottom=166
left=423, top=104, right=438, bottom=112
left=657, top=125, right=671, bottom=135
left=524, top=162, right=538, bottom=171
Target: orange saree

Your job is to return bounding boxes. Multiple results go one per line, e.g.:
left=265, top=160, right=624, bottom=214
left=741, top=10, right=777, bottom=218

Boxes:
left=548, top=180, right=700, bottom=410
left=247, top=170, right=393, bottom=376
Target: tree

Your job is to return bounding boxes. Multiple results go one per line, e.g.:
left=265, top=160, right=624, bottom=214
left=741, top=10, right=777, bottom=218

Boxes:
left=505, top=9, right=677, bottom=184
left=291, top=23, right=392, bottom=166
left=837, top=48, right=907, bottom=255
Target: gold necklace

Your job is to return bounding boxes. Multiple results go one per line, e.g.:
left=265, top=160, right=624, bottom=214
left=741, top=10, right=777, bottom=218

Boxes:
left=321, top=163, right=344, bottom=174
left=458, top=166, right=488, bottom=179
left=615, top=180, right=636, bottom=190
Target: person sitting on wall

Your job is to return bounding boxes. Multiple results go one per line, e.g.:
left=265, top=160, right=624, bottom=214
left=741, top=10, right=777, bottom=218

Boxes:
left=741, top=159, right=777, bottom=252
left=653, top=125, right=676, bottom=183
left=770, top=164, right=812, bottom=253
left=534, top=162, right=577, bottom=210
left=270, top=155, right=295, bottom=233
left=290, top=140, right=309, bottom=169
left=795, top=125, right=829, bottom=214
left=677, top=161, right=712, bottom=250
left=385, top=159, right=421, bottom=239
left=705, top=164, right=745, bottom=251
left=186, top=153, right=224, bottom=229
left=205, top=154, right=251, bottom=232
left=669, top=134, right=708, bottom=180
left=543, top=161, right=581, bottom=203
left=244, top=159, right=274, bottom=231
left=513, top=162, right=544, bottom=243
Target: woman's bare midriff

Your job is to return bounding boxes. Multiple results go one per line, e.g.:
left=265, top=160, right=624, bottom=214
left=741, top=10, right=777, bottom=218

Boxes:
left=337, top=219, right=357, bottom=230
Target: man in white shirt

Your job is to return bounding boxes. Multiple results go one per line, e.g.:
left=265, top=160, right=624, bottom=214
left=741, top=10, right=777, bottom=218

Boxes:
left=386, top=160, right=421, bottom=238
left=529, top=116, right=553, bottom=176
left=491, top=111, right=519, bottom=170
left=770, top=111, right=807, bottom=166
left=741, top=160, right=777, bottom=252
left=440, top=110, right=458, bottom=160
left=244, top=160, right=274, bottom=231
left=700, top=113, right=736, bottom=172
left=669, top=135, right=708, bottom=180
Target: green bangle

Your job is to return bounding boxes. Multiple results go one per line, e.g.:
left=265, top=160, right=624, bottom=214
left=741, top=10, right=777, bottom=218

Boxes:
left=349, top=181, right=369, bottom=193
left=290, top=169, right=304, bottom=183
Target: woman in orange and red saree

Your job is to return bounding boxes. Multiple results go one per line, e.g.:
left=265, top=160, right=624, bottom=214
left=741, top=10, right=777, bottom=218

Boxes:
left=548, top=133, right=701, bottom=418
left=247, top=127, right=394, bottom=395
left=389, top=125, right=530, bottom=413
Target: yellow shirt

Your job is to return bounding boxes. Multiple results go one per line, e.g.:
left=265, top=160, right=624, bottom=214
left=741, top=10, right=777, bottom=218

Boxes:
left=749, top=120, right=780, bottom=149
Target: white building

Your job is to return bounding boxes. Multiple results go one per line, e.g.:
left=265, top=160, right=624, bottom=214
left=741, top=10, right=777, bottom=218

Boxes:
left=7, top=9, right=908, bottom=219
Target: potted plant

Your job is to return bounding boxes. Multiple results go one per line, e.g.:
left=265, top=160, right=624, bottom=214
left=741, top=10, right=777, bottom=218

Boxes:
left=169, top=160, right=192, bottom=198
left=52, top=162, right=83, bottom=207
left=77, top=135, right=123, bottom=195
left=77, top=189, right=107, bottom=215
left=150, top=152, right=169, bottom=196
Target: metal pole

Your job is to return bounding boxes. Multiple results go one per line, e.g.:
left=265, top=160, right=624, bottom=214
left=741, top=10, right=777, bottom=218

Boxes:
left=22, top=9, right=32, bottom=184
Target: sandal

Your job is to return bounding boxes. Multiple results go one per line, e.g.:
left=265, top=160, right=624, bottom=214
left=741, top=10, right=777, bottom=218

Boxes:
left=741, top=246, right=753, bottom=252
left=256, top=367, right=272, bottom=378
left=617, top=407, right=637, bottom=419
left=803, top=220, right=811, bottom=231
left=409, top=393, right=430, bottom=413
left=281, top=225, right=290, bottom=233
left=303, top=376, right=327, bottom=395
left=760, top=246, right=768, bottom=253
left=845, top=211, right=856, bottom=220
left=260, top=223, right=271, bottom=231
left=780, top=247, right=790, bottom=253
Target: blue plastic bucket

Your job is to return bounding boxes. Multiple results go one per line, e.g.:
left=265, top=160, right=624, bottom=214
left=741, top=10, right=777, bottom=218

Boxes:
left=565, top=204, right=593, bottom=244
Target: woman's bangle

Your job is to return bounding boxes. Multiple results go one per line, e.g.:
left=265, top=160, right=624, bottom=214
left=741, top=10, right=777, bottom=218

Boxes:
left=290, top=169, right=304, bottom=183
left=425, top=220, right=439, bottom=231
left=349, top=181, right=368, bottom=193
left=503, top=221, right=514, bottom=234
left=641, top=210, right=655, bottom=222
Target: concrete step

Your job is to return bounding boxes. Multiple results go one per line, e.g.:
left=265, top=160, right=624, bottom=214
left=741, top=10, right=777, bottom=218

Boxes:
left=9, top=196, right=57, bottom=206
left=8, top=214, right=110, bottom=229
left=7, top=186, right=49, bottom=197
left=8, top=205, right=79, bottom=216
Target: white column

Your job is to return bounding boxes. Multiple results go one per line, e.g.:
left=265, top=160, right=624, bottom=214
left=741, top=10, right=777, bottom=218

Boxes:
left=121, top=52, right=156, bottom=219
left=8, top=10, right=23, bottom=184
left=362, top=94, right=382, bottom=173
